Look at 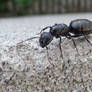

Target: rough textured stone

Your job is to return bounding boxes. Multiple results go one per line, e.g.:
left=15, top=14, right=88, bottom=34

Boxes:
left=0, top=13, right=92, bottom=92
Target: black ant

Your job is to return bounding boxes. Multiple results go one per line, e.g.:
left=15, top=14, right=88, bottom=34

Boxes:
left=18, top=19, right=92, bottom=66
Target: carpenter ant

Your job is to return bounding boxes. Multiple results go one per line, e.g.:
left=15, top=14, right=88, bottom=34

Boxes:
left=39, top=19, right=92, bottom=57
left=18, top=19, right=92, bottom=66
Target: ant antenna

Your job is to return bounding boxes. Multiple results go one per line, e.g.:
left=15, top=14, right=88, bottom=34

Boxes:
left=40, top=26, right=52, bottom=34
left=17, top=37, right=40, bottom=44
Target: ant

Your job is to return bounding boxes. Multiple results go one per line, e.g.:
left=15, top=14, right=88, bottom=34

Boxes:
left=39, top=19, right=92, bottom=57
left=18, top=19, right=92, bottom=66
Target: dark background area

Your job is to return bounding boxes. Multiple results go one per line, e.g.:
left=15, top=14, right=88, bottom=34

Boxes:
left=0, top=0, right=92, bottom=17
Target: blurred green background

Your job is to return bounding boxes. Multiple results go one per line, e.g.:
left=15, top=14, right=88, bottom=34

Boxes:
left=0, top=0, right=92, bottom=17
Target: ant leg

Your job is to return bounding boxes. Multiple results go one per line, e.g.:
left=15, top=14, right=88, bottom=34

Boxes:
left=71, top=38, right=80, bottom=56
left=67, top=34, right=80, bottom=56
left=46, top=47, right=54, bottom=67
left=59, top=37, right=63, bottom=59
left=71, top=32, right=92, bottom=46
left=82, top=32, right=92, bottom=46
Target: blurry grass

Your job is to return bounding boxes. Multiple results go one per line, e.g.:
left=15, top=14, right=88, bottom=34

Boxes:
left=15, top=0, right=34, bottom=8
left=0, top=0, right=36, bottom=16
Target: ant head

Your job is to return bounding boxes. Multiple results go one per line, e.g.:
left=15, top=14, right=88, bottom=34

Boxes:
left=39, top=32, right=53, bottom=48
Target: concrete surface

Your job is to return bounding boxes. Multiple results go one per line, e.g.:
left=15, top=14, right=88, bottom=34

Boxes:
left=0, top=13, right=92, bottom=92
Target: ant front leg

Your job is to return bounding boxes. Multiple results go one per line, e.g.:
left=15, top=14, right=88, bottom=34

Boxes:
left=59, top=37, right=63, bottom=59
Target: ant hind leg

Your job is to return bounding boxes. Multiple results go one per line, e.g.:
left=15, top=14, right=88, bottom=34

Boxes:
left=82, top=32, right=92, bottom=46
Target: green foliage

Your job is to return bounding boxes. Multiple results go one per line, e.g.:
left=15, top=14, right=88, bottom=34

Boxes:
left=0, top=0, right=35, bottom=12
left=0, top=0, right=8, bottom=12
left=15, top=0, right=34, bottom=8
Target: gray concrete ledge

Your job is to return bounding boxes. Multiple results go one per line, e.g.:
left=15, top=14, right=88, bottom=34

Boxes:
left=0, top=13, right=92, bottom=92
